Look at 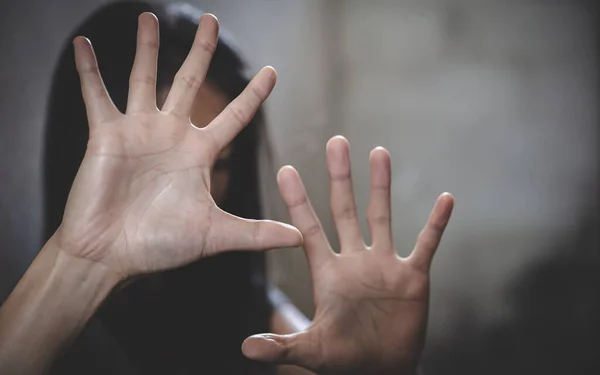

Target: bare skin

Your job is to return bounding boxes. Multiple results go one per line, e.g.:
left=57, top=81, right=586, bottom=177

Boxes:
left=53, top=16, right=300, bottom=275
left=186, top=83, right=313, bottom=375
left=0, top=13, right=301, bottom=374
left=243, top=137, right=454, bottom=375
left=0, top=11, right=454, bottom=375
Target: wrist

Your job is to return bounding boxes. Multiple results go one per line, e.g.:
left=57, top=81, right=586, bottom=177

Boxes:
left=42, top=236, right=121, bottom=317
left=49, top=225, right=125, bottom=279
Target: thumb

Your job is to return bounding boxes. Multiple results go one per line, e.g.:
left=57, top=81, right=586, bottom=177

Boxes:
left=208, top=209, right=303, bottom=253
left=242, top=332, right=321, bottom=370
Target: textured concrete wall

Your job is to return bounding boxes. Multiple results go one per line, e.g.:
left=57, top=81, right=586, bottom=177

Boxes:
left=331, top=0, right=598, bottom=341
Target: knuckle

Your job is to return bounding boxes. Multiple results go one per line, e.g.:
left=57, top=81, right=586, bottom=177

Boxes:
left=330, top=172, right=352, bottom=183
left=368, top=214, right=390, bottom=227
left=250, top=84, right=268, bottom=101
left=303, top=224, right=322, bottom=238
left=130, top=74, right=156, bottom=86
left=78, top=64, right=99, bottom=75
left=177, top=73, right=203, bottom=90
left=286, top=195, right=308, bottom=209
left=138, top=39, right=159, bottom=51
left=335, top=203, right=357, bottom=221
left=197, top=39, right=217, bottom=54
left=228, top=104, right=248, bottom=124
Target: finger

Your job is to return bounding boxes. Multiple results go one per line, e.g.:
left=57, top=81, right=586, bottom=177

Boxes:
left=162, top=13, right=218, bottom=116
left=277, top=166, right=334, bottom=272
left=242, top=331, right=322, bottom=371
left=73, top=37, right=120, bottom=124
left=208, top=209, right=302, bottom=253
left=204, top=66, right=276, bottom=152
left=126, top=12, right=159, bottom=114
left=326, top=136, right=364, bottom=252
left=367, top=147, right=393, bottom=250
left=408, top=193, right=454, bottom=272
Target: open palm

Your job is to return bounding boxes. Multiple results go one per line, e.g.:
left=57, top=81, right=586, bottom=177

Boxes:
left=54, top=13, right=301, bottom=278
left=243, top=136, right=454, bottom=375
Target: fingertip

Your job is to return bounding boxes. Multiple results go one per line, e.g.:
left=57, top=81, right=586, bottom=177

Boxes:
left=427, top=193, right=454, bottom=235
left=277, top=167, right=310, bottom=217
left=241, top=336, right=260, bottom=360
left=443, top=195, right=455, bottom=220
left=198, top=13, right=219, bottom=38
left=263, top=65, right=278, bottom=80
left=326, top=135, right=350, bottom=160
left=440, top=192, right=454, bottom=201
left=72, top=36, right=83, bottom=58
left=259, top=66, right=278, bottom=87
left=139, top=11, right=158, bottom=24
left=369, top=147, right=392, bottom=189
left=370, top=146, right=389, bottom=158
left=326, top=135, right=349, bottom=152
left=72, top=37, right=95, bottom=69
left=369, top=146, right=391, bottom=166
left=281, top=221, right=302, bottom=233
left=248, top=67, right=277, bottom=100
left=72, top=36, right=90, bottom=48
left=201, top=12, right=219, bottom=25
left=242, top=334, right=285, bottom=362
left=438, top=192, right=455, bottom=213
left=272, top=220, right=304, bottom=248
left=289, top=224, right=304, bottom=247
left=277, top=165, right=299, bottom=185
left=326, top=136, right=352, bottom=174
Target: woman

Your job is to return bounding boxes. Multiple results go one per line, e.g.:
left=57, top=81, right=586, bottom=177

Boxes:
left=0, top=1, right=453, bottom=374
left=44, top=2, right=302, bottom=374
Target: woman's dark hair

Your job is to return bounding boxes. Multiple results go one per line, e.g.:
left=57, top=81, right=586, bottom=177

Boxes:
left=44, top=2, right=273, bottom=374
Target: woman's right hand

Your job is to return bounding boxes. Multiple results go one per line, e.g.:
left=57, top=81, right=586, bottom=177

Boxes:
left=54, top=12, right=301, bottom=280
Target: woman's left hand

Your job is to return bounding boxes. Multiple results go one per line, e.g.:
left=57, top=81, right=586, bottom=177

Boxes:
left=243, top=136, right=454, bottom=375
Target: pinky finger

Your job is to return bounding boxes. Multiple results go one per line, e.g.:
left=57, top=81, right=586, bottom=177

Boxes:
left=408, top=193, right=454, bottom=273
left=73, top=37, right=120, bottom=125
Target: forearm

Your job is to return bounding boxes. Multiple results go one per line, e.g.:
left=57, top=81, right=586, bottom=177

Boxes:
left=0, top=236, right=119, bottom=374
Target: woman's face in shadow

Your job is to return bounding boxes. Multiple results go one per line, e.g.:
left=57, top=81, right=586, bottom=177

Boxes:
left=159, top=83, right=232, bottom=205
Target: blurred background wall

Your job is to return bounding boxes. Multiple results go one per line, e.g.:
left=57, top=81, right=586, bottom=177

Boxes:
left=1, top=0, right=597, bottom=373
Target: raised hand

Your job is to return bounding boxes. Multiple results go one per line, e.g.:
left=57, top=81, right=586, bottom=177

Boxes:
left=242, top=136, right=454, bottom=375
left=55, top=12, right=301, bottom=278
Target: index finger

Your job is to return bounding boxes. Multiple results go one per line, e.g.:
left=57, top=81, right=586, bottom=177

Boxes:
left=408, top=193, right=454, bottom=272
left=203, top=66, right=276, bottom=151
